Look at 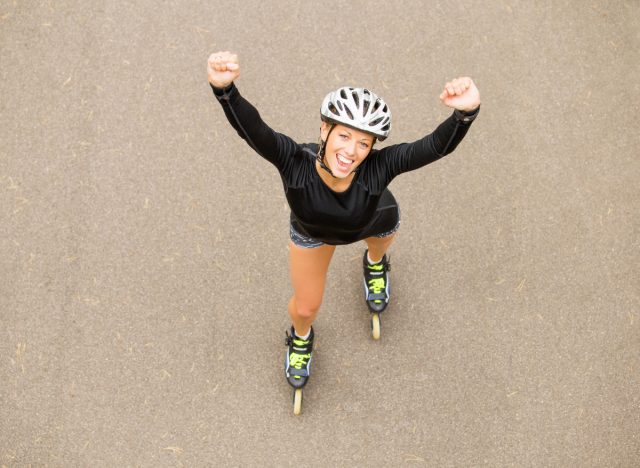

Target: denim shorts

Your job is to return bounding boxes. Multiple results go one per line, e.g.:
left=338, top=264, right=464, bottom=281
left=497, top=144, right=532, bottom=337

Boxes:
left=289, top=209, right=401, bottom=249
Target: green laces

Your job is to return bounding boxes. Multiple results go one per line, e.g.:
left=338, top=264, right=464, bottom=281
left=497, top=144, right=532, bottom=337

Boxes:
left=368, top=277, right=386, bottom=304
left=289, top=351, right=311, bottom=369
left=289, top=338, right=311, bottom=379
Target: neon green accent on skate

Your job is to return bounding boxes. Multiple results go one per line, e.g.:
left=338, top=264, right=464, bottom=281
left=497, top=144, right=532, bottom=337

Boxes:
left=368, top=263, right=384, bottom=271
left=368, top=278, right=386, bottom=304
left=293, top=339, right=308, bottom=346
left=289, top=352, right=311, bottom=379
left=290, top=353, right=310, bottom=368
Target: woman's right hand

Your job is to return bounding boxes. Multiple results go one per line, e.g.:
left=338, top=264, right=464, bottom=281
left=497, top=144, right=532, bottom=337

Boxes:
left=207, top=51, right=240, bottom=88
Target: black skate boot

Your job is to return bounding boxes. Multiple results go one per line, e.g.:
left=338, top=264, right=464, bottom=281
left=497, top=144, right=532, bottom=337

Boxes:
left=285, top=326, right=314, bottom=415
left=363, top=250, right=391, bottom=313
left=363, top=250, right=390, bottom=340
left=284, top=326, right=314, bottom=388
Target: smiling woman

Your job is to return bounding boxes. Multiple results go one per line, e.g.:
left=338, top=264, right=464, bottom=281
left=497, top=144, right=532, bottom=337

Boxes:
left=207, top=51, right=480, bottom=414
left=317, top=123, right=374, bottom=185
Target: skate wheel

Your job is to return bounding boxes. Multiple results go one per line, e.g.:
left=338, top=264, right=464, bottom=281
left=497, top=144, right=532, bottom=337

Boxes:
left=293, top=388, right=303, bottom=415
left=371, top=313, right=381, bottom=340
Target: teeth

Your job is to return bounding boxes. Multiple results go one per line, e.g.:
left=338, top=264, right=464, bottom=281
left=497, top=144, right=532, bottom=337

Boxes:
left=337, top=154, right=353, bottom=164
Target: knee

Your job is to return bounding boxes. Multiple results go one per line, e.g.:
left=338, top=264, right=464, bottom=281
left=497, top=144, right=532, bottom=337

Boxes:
left=292, top=298, right=322, bottom=319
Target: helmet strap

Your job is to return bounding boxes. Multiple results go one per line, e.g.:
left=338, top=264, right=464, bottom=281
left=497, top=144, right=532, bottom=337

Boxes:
left=317, top=124, right=339, bottom=178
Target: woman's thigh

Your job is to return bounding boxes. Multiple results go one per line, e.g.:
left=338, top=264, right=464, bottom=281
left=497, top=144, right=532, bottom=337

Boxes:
left=288, top=241, right=336, bottom=310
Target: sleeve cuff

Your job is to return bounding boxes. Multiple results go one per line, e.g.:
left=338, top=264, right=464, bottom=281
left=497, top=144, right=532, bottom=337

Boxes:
left=454, top=106, right=480, bottom=123
left=210, top=82, right=237, bottom=101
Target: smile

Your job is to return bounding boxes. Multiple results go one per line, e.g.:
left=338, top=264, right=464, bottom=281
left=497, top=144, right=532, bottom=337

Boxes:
left=336, top=153, right=354, bottom=169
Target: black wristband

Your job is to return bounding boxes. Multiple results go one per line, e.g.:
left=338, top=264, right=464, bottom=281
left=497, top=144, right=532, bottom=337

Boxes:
left=210, top=82, right=236, bottom=101
left=454, top=106, right=480, bottom=123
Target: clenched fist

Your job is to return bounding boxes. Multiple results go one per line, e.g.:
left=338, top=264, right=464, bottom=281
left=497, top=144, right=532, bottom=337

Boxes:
left=439, top=77, right=481, bottom=112
left=207, top=51, right=240, bottom=88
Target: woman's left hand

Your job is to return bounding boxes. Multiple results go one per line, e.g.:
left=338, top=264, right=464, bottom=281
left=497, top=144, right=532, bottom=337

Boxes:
left=439, top=77, right=481, bottom=112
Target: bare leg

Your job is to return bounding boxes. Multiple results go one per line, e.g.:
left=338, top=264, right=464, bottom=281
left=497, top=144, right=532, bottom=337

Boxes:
left=364, top=233, right=396, bottom=263
left=287, top=241, right=336, bottom=337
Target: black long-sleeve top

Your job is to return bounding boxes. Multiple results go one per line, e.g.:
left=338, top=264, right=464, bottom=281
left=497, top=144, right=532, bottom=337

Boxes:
left=212, top=83, right=478, bottom=245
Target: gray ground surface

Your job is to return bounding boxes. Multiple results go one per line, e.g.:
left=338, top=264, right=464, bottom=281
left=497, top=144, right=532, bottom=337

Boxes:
left=2, top=1, right=639, bottom=466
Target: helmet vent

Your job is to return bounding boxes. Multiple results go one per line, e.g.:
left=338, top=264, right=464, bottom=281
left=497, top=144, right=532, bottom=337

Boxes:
left=352, top=91, right=360, bottom=109
left=345, top=106, right=354, bottom=120
left=328, top=103, right=339, bottom=115
left=363, top=100, right=370, bottom=116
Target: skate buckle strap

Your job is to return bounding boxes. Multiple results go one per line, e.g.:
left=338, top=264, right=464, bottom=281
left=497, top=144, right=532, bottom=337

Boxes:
left=367, top=261, right=390, bottom=272
left=285, top=331, right=312, bottom=348
left=367, top=292, right=388, bottom=301
left=288, top=366, right=309, bottom=378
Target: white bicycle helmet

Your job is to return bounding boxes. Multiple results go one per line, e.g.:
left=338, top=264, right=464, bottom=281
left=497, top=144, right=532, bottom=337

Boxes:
left=320, top=86, right=391, bottom=141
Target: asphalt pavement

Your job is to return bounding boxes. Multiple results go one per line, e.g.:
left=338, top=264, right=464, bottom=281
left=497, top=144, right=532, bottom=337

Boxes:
left=1, top=1, right=638, bottom=466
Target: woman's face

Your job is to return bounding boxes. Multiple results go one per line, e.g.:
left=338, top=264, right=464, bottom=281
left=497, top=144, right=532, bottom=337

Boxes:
left=320, top=122, right=374, bottom=178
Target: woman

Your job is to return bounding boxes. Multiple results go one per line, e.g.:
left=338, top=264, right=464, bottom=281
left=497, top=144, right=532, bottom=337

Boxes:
left=207, top=51, right=480, bottom=401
